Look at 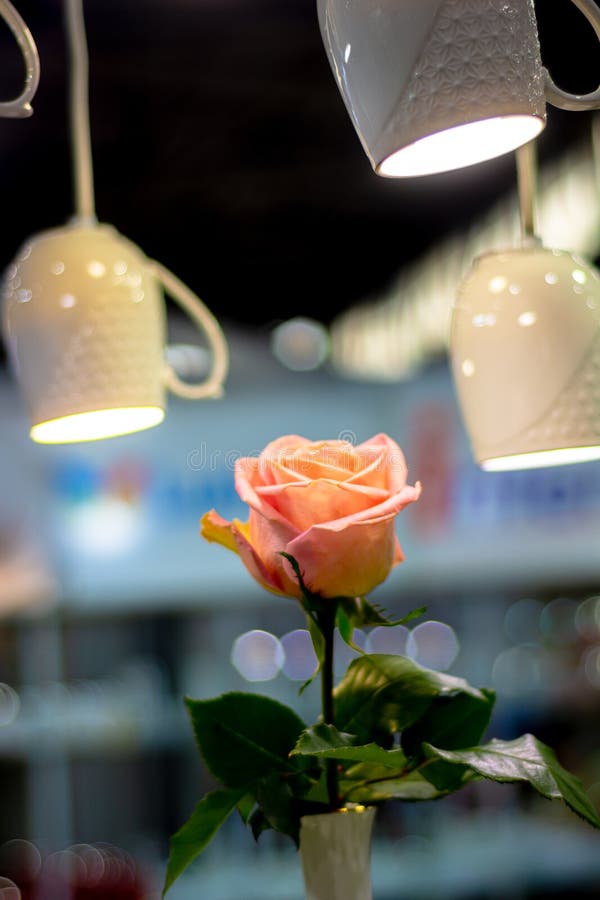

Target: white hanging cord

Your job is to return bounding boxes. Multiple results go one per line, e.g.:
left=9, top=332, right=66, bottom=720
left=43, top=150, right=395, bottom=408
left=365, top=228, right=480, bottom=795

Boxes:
left=65, top=0, right=96, bottom=224
left=516, top=140, right=540, bottom=245
left=63, top=0, right=228, bottom=399
left=591, top=112, right=600, bottom=200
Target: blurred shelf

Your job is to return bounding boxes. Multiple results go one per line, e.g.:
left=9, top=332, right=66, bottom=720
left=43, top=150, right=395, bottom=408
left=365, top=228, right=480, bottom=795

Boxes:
left=0, top=691, right=185, bottom=759
left=164, top=814, right=600, bottom=900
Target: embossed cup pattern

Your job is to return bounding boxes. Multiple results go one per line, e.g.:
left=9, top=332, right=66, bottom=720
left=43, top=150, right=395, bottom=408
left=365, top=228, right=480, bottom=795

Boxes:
left=317, top=0, right=548, bottom=175
left=3, top=224, right=166, bottom=427
left=450, top=247, right=600, bottom=464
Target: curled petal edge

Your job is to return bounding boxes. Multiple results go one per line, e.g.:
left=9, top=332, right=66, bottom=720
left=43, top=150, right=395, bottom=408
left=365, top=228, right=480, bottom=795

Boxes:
left=200, top=510, right=288, bottom=597
left=299, top=481, right=422, bottom=535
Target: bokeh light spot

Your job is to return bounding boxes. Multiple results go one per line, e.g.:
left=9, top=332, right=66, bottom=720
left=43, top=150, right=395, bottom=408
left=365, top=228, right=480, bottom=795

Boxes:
left=366, top=625, right=409, bottom=655
left=0, top=841, right=41, bottom=883
left=583, top=645, right=600, bottom=689
left=575, top=595, right=600, bottom=638
left=231, top=630, right=284, bottom=682
left=281, top=630, right=317, bottom=681
left=334, top=628, right=366, bottom=677
left=0, top=685, right=20, bottom=726
left=503, top=597, right=544, bottom=644
left=271, top=317, right=330, bottom=371
left=491, top=643, right=553, bottom=696
left=406, top=621, right=459, bottom=671
left=0, top=878, right=20, bottom=900
left=540, top=597, right=579, bottom=646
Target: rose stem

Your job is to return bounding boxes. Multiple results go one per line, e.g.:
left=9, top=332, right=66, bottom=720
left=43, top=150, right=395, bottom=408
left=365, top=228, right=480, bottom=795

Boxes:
left=319, top=603, right=338, bottom=810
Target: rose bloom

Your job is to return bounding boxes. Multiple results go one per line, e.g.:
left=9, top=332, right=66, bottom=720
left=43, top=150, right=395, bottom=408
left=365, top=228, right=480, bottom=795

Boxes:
left=201, top=433, right=422, bottom=599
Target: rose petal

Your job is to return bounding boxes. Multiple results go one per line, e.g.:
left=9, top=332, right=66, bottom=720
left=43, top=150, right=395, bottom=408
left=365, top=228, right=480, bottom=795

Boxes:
left=231, top=529, right=290, bottom=597
left=256, top=437, right=314, bottom=486
left=234, top=457, right=293, bottom=527
left=287, top=516, right=399, bottom=598
left=281, top=441, right=359, bottom=481
left=393, top=535, right=405, bottom=565
left=295, top=481, right=422, bottom=533
left=268, top=460, right=312, bottom=485
left=354, top=434, right=409, bottom=493
left=256, top=480, right=390, bottom=531
left=279, top=454, right=353, bottom=482
left=248, top=510, right=303, bottom=598
left=259, top=435, right=313, bottom=470
left=345, top=447, right=389, bottom=490
left=205, top=435, right=422, bottom=602
left=284, top=482, right=421, bottom=598
left=200, top=510, right=240, bottom=554
left=201, top=510, right=289, bottom=597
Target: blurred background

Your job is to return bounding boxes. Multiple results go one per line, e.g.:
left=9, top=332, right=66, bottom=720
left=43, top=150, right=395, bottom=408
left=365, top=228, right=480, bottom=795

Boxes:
left=1, top=0, right=600, bottom=897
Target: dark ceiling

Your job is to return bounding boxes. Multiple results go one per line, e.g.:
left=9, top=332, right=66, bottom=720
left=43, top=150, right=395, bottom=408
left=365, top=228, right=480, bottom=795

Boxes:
left=0, top=0, right=598, bottom=345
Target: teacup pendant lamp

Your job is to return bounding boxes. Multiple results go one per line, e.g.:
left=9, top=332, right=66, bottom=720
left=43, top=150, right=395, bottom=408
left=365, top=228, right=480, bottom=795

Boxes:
left=317, top=0, right=600, bottom=177
left=3, top=224, right=228, bottom=444
left=2, top=0, right=228, bottom=444
left=450, top=139, right=600, bottom=470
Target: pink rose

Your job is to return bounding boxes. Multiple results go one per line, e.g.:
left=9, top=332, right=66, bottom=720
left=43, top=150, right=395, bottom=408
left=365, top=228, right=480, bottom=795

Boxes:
left=201, top=433, right=422, bottom=599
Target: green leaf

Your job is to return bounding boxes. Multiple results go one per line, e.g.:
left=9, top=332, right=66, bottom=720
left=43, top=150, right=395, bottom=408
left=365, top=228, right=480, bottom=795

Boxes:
left=298, top=671, right=318, bottom=695
left=334, top=654, right=488, bottom=745
left=255, top=772, right=300, bottom=844
left=309, top=742, right=407, bottom=768
left=292, top=722, right=357, bottom=752
left=279, top=552, right=323, bottom=612
left=342, top=761, right=402, bottom=782
left=337, top=604, right=353, bottom=645
left=346, top=597, right=426, bottom=629
left=402, top=689, right=495, bottom=758
left=236, top=793, right=256, bottom=825
left=415, top=758, right=471, bottom=793
left=344, top=770, right=448, bottom=803
left=185, top=693, right=307, bottom=788
left=402, top=689, right=495, bottom=791
left=336, top=603, right=364, bottom=654
left=249, top=807, right=271, bottom=841
left=301, top=771, right=330, bottom=806
left=292, top=723, right=407, bottom=768
left=279, top=552, right=310, bottom=596
left=394, top=606, right=428, bottom=626
left=302, top=614, right=325, bottom=692
left=163, top=788, right=244, bottom=895
left=424, top=734, right=600, bottom=829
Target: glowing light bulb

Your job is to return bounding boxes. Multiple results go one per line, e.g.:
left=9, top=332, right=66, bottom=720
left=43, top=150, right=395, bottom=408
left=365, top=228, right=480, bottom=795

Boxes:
left=30, top=407, right=165, bottom=444
left=378, top=116, right=544, bottom=178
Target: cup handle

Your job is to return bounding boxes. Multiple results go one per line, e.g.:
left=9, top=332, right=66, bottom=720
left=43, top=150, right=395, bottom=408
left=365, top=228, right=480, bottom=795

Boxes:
left=544, top=0, right=600, bottom=110
left=0, top=0, right=40, bottom=118
left=149, top=259, right=229, bottom=400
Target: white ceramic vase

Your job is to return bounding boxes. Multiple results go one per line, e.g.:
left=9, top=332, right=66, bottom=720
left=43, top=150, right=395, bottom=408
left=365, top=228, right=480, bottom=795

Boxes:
left=299, top=806, right=376, bottom=900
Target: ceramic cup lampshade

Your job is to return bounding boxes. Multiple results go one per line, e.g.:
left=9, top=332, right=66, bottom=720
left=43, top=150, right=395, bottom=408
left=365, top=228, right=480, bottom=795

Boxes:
left=450, top=245, right=600, bottom=470
left=2, top=223, right=228, bottom=443
left=317, top=0, right=600, bottom=177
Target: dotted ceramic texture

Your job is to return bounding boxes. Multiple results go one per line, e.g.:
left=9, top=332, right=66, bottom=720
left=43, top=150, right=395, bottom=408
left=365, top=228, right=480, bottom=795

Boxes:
left=2, top=226, right=167, bottom=425
left=381, top=0, right=546, bottom=159
left=34, top=286, right=166, bottom=422
left=317, top=0, right=447, bottom=157
left=514, top=331, right=600, bottom=456
left=450, top=248, right=600, bottom=462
